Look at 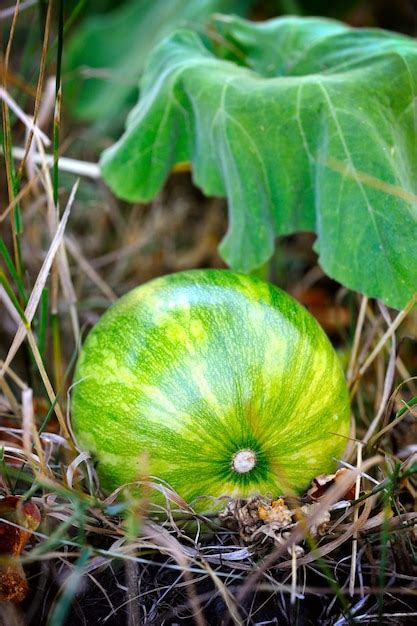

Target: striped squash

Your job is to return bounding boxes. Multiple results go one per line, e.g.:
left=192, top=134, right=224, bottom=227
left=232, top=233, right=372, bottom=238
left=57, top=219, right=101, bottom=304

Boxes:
left=71, top=270, right=350, bottom=505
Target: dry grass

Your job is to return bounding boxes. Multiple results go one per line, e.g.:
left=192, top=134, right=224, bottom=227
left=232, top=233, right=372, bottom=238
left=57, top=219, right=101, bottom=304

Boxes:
left=1, top=2, right=416, bottom=624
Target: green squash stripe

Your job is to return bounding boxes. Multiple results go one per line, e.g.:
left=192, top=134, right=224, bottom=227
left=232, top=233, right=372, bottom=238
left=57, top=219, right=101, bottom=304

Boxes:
left=72, top=270, right=350, bottom=507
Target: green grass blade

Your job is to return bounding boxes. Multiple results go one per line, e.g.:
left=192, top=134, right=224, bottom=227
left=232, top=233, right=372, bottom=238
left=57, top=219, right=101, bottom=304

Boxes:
left=0, top=268, right=28, bottom=323
left=37, top=287, right=49, bottom=357
left=47, top=547, right=90, bottom=626
left=0, top=238, right=28, bottom=303
left=53, top=0, right=64, bottom=208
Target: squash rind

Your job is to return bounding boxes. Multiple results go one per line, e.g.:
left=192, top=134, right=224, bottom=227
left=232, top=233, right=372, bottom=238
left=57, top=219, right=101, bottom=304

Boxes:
left=71, top=270, right=350, bottom=503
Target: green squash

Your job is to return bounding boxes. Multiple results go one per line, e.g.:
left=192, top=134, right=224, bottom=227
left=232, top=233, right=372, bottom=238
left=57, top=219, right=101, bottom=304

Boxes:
left=71, top=270, right=350, bottom=505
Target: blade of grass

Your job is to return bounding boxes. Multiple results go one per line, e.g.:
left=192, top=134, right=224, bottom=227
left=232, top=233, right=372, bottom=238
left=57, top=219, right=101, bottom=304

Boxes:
left=33, top=136, right=80, bottom=345
left=22, top=386, right=48, bottom=476
left=347, top=296, right=368, bottom=383
left=395, top=396, right=417, bottom=419
left=0, top=238, right=28, bottom=303
left=26, top=327, right=73, bottom=443
left=0, top=447, right=14, bottom=493
left=1, top=88, right=23, bottom=280
left=52, top=0, right=64, bottom=208
left=0, top=59, right=36, bottom=96
left=9, top=145, right=101, bottom=178
left=378, top=464, right=401, bottom=617
left=16, top=0, right=53, bottom=178
left=0, top=169, right=42, bottom=224
left=0, top=365, right=21, bottom=414
left=1, top=183, right=78, bottom=442
left=368, top=392, right=417, bottom=449
left=1, top=0, right=47, bottom=287
left=0, top=271, right=27, bottom=323
left=0, top=181, right=78, bottom=376
left=45, top=0, right=87, bottom=65
left=51, top=311, right=64, bottom=392
left=39, top=333, right=81, bottom=437
left=363, top=309, right=397, bottom=444
left=37, top=287, right=48, bottom=357
left=0, top=1, right=37, bottom=19
left=65, top=236, right=117, bottom=303
left=351, top=294, right=417, bottom=394
left=0, top=88, right=50, bottom=147
left=326, top=156, right=417, bottom=206
left=47, top=547, right=90, bottom=626
left=349, top=442, right=363, bottom=596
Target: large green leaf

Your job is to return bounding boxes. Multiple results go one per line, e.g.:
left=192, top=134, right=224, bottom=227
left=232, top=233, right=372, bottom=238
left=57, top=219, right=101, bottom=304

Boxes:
left=100, top=16, right=417, bottom=309
left=63, top=0, right=253, bottom=122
